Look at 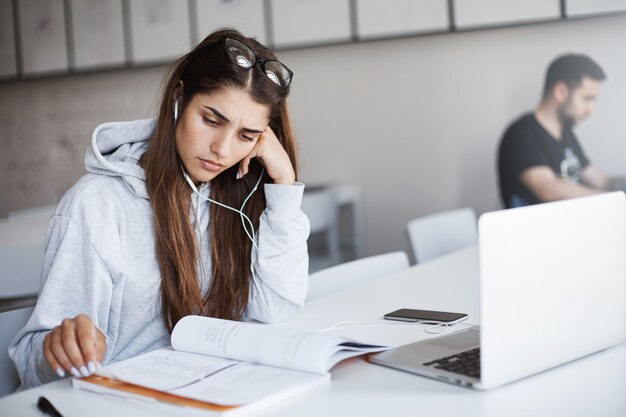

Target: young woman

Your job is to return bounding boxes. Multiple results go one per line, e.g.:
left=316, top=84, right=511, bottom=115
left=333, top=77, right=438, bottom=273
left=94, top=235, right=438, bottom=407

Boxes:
left=9, top=29, right=309, bottom=388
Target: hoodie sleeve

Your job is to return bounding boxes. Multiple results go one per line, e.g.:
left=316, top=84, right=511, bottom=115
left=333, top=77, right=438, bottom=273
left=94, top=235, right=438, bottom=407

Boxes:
left=8, top=215, right=114, bottom=388
left=245, top=183, right=310, bottom=323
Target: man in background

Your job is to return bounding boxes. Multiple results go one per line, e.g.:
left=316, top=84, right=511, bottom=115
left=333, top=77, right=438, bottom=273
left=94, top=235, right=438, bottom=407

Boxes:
left=497, top=54, right=609, bottom=208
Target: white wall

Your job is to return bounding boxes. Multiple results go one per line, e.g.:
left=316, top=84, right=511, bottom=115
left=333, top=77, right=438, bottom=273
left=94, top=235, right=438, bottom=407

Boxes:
left=1, top=13, right=625, bottom=257
left=286, top=14, right=626, bottom=255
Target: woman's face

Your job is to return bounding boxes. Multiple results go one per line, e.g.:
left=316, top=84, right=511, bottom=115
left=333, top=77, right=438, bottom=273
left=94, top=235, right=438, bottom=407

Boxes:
left=175, top=88, right=270, bottom=184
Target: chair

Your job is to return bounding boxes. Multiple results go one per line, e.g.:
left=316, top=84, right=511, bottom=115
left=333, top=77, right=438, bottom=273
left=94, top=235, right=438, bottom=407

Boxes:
left=0, top=306, right=35, bottom=396
left=301, top=187, right=341, bottom=273
left=407, top=207, right=477, bottom=264
left=331, top=184, right=364, bottom=260
left=307, top=251, right=409, bottom=301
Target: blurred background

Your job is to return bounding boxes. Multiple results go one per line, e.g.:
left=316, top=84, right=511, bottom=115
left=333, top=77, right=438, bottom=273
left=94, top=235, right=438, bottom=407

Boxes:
left=1, top=0, right=626, bottom=263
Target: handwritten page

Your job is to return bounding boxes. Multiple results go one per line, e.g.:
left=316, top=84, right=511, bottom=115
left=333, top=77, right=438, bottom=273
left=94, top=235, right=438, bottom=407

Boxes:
left=100, top=349, right=235, bottom=391
left=170, top=363, right=329, bottom=406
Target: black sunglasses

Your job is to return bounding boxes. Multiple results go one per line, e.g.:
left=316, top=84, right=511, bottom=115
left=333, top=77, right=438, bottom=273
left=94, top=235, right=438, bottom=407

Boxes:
left=224, top=37, right=293, bottom=87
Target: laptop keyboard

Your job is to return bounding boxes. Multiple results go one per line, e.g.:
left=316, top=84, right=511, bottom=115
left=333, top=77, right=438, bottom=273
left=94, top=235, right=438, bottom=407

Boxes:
left=423, top=347, right=481, bottom=379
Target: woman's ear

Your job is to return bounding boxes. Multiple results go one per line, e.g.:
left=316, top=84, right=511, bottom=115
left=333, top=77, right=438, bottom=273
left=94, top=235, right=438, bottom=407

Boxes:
left=174, top=80, right=184, bottom=103
left=174, top=80, right=185, bottom=98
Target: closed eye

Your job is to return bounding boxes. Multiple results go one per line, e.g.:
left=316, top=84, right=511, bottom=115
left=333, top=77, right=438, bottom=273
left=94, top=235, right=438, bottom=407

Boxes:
left=240, top=133, right=255, bottom=141
left=202, top=116, right=219, bottom=126
left=240, top=127, right=263, bottom=142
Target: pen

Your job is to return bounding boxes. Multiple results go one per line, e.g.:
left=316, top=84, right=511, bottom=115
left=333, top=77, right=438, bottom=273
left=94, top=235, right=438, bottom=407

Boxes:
left=37, top=396, right=64, bottom=417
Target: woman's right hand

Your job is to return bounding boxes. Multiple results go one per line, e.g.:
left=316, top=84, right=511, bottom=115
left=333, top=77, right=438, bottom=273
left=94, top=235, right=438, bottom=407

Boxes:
left=42, top=314, right=106, bottom=378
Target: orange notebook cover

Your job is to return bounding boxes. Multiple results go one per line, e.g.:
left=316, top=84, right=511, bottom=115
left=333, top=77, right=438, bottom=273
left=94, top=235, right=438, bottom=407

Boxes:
left=75, top=374, right=236, bottom=413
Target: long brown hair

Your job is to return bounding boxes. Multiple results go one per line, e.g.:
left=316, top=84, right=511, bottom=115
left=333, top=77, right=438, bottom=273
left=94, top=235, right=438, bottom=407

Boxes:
left=141, top=29, right=298, bottom=332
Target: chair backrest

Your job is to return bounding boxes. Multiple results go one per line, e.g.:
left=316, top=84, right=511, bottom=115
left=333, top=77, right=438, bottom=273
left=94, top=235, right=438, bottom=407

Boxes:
left=0, top=306, right=34, bottom=396
left=301, top=188, right=341, bottom=270
left=307, top=251, right=409, bottom=301
left=407, top=207, right=477, bottom=264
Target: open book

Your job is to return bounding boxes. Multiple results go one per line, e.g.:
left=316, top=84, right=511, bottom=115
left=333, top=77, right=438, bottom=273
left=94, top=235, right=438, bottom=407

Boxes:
left=73, top=315, right=388, bottom=415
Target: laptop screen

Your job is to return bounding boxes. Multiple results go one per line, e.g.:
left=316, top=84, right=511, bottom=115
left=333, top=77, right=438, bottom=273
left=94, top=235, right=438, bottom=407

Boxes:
left=478, top=192, right=626, bottom=389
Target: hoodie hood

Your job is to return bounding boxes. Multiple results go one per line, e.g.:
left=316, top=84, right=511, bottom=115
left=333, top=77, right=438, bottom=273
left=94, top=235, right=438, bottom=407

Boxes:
left=85, top=118, right=156, bottom=199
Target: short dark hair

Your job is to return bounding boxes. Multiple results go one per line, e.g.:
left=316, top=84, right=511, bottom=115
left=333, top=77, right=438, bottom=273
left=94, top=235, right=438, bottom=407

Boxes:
left=543, top=54, right=606, bottom=98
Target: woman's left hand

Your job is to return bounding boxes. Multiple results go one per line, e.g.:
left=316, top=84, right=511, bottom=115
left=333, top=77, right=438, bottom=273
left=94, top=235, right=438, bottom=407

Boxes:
left=238, top=126, right=295, bottom=185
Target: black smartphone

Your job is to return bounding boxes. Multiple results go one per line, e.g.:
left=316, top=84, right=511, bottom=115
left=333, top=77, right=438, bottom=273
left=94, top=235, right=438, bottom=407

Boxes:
left=383, top=308, right=468, bottom=323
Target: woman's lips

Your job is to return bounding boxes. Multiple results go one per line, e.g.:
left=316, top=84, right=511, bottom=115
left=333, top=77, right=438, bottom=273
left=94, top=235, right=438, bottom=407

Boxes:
left=199, top=158, right=224, bottom=172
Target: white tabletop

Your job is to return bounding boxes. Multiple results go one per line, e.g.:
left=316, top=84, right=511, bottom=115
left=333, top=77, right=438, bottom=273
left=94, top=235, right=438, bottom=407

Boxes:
left=1, top=247, right=624, bottom=417
left=0, top=216, right=50, bottom=246
left=0, top=216, right=48, bottom=298
left=279, top=246, right=481, bottom=347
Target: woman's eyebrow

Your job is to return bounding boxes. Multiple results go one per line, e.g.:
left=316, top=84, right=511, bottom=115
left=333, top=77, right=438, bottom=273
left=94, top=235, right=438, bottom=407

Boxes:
left=204, top=105, right=263, bottom=133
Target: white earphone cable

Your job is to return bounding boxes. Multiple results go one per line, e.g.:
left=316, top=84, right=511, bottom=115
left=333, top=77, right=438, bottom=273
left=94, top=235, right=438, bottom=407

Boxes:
left=181, top=166, right=264, bottom=250
left=309, top=317, right=473, bottom=335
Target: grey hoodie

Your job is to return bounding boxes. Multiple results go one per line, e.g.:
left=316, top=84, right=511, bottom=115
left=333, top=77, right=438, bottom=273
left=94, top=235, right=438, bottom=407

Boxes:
left=9, top=119, right=310, bottom=388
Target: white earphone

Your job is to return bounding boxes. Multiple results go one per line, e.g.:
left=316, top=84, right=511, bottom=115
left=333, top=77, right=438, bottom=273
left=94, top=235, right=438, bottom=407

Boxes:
left=173, top=98, right=180, bottom=123
left=181, top=166, right=265, bottom=250
left=173, top=80, right=185, bottom=123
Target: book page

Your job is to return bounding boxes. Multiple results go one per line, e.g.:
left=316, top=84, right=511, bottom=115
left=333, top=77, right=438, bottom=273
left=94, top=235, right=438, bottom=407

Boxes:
left=99, top=348, right=236, bottom=391
left=171, top=316, right=387, bottom=374
left=170, top=363, right=329, bottom=406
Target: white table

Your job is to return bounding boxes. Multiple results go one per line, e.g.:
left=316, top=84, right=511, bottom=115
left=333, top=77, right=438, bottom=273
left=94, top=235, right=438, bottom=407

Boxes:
left=0, top=216, right=48, bottom=300
left=1, top=247, right=624, bottom=416
left=0, top=215, right=50, bottom=247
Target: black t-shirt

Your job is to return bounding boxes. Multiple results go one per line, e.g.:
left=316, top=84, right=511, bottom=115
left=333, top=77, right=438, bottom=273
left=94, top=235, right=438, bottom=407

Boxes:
left=497, top=113, right=590, bottom=208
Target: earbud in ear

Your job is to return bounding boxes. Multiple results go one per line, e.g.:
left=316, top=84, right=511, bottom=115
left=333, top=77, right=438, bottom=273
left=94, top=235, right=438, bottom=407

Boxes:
left=173, top=81, right=184, bottom=124
left=173, top=98, right=180, bottom=123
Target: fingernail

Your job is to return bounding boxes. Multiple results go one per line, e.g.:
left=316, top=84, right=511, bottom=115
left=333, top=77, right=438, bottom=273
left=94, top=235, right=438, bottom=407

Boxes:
left=236, top=171, right=241, bottom=180
left=88, top=361, right=96, bottom=373
left=80, top=365, right=90, bottom=377
left=70, top=367, right=81, bottom=378
left=56, top=367, right=65, bottom=378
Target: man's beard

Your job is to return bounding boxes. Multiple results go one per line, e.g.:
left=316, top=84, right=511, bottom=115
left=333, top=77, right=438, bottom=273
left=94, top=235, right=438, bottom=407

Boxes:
left=557, top=103, right=576, bottom=129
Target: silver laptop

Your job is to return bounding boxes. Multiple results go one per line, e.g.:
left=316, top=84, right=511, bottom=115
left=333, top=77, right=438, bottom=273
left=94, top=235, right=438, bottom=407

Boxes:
left=371, top=192, right=626, bottom=390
